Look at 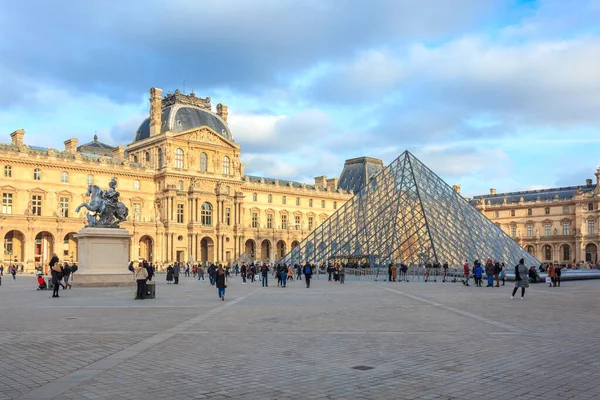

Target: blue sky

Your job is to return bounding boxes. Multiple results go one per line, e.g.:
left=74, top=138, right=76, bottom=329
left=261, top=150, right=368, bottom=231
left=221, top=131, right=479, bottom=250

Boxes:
left=0, top=0, right=599, bottom=197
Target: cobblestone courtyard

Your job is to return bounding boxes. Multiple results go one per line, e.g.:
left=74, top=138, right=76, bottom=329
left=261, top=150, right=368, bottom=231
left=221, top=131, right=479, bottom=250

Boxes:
left=1, top=274, right=599, bottom=399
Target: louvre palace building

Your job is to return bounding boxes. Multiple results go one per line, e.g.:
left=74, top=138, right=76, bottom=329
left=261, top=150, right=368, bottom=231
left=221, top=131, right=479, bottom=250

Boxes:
left=0, top=88, right=357, bottom=271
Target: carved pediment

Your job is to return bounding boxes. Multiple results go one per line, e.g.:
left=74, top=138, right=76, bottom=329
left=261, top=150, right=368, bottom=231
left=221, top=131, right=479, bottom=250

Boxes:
left=56, top=190, right=74, bottom=198
left=28, top=187, right=49, bottom=198
left=1, top=185, right=19, bottom=192
left=174, top=127, right=238, bottom=149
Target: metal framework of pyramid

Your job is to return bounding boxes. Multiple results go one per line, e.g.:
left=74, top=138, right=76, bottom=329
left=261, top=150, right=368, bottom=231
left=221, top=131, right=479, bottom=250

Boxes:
left=280, top=151, right=539, bottom=267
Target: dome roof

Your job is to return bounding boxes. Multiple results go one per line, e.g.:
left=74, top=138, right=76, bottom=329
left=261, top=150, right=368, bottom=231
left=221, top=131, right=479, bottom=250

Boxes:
left=134, top=104, right=232, bottom=142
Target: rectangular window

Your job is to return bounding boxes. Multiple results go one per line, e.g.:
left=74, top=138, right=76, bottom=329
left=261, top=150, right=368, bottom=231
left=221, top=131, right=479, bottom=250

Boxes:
left=308, top=216, right=314, bottom=231
left=544, top=223, right=551, bottom=237
left=563, top=206, right=569, bottom=214
left=511, top=209, right=515, bottom=217
left=177, top=204, right=184, bottom=223
left=61, top=172, right=68, bottom=183
left=87, top=175, right=93, bottom=186
left=4, top=166, right=11, bottom=178
left=563, top=222, right=569, bottom=236
left=494, top=210, right=499, bottom=218
left=527, top=208, right=532, bottom=216
left=32, top=195, right=42, bottom=216
left=267, top=214, right=273, bottom=229
left=59, top=197, right=69, bottom=218
left=295, top=215, right=301, bottom=230
left=2, top=193, right=12, bottom=214
left=225, top=207, right=231, bottom=225
left=281, top=215, right=288, bottom=230
left=134, top=180, right=140, bottom=191
left=545, top=207, right=550, bottom=215
left=134, top=203, right=141, bottom=222
left=282, top=196, right=286, bottom=205
left=252, top=212, right=259, bottom=228
left=296, top=197, right=300, bottom=206
left=34, top=169, right=41, bottom=180
left=510, top=225, right=516, bottom=238
left=527, top=225, right=533, bottom=237
left=309, top=199, right=313, bottom=207
left=253, top=193, right=257, bottom=202
left=588, top=220, right=595, bottom=235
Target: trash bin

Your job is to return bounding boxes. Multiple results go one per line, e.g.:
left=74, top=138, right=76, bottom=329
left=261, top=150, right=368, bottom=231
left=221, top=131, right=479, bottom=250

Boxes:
left=146, top=281, right=156, bottom=299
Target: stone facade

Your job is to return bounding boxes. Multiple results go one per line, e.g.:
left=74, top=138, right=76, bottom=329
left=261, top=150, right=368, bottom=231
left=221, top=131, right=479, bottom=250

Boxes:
left=0, top=88, right=352, bottom=271
left=471, top=174, right=600, bottom=265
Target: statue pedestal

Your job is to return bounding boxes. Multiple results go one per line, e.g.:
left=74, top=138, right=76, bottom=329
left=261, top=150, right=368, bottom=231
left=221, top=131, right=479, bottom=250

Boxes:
left=74, top=227, right=134, bottom=287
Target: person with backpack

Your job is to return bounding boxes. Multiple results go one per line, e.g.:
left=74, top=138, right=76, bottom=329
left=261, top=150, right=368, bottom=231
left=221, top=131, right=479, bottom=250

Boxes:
left=216, top=265, right=226, bottom=301
left=240, top=264, right=247, bottom=284
left=303, top=263, right=313, bottom=288
left=279, top=264, right=288, bottom=288
left=474, top=261, right=483, bottom=287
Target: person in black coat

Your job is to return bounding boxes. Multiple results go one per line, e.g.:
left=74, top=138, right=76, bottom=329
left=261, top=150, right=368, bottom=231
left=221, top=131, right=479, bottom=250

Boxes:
left=303, top=263, right=313, bottom=288
left=215, top=266, right=226, bottom=301
left=166, top=265, right=174, bottom=284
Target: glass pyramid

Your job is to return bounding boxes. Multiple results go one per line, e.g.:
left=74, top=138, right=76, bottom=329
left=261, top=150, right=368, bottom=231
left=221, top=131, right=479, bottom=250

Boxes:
left=280, top=151, right=539, bottom=268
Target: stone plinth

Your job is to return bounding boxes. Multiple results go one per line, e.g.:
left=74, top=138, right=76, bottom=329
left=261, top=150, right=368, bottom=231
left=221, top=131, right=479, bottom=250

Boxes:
left=74, top=227, right=134, bottom=287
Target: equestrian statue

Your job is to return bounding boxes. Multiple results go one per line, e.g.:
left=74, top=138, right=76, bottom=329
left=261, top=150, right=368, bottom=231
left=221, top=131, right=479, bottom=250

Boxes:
left=75, top=177, right=128, bottom=227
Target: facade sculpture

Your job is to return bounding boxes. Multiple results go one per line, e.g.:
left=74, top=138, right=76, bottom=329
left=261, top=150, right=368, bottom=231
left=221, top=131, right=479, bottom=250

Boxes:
left=75, top=177, right=129, bottom=227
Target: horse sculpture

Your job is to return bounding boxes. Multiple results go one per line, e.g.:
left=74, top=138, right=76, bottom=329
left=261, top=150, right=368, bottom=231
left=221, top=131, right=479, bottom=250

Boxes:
left=75, top=183, right=128, bottom=227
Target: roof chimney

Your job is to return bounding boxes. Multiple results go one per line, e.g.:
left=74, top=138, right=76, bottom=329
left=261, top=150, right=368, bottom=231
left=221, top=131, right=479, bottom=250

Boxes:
left=490, top=188, right=497, bottom=195
left=452, top=184, right=461, bottom=194
left=326, top=178, right=338, bottom=190
left=111, top=145, right=125, bottom=160
left=10, top=129, right=24, bottom=146
left=314, top=176, right=327, bottom=189
left=64, top=138, right=78, bottom=154
left=149, top=87, right=163, bottom=136
left=216, top=103, right=229, bottom=123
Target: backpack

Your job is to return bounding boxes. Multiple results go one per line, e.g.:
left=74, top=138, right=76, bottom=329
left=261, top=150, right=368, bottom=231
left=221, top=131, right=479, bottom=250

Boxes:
left=304, top=265, right=311, bottom=275
left=71, top=265, right=78, bottom=273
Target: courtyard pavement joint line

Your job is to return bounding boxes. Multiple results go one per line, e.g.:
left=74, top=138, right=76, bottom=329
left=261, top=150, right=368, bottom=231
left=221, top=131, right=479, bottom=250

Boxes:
left=17, top=288, right=261, bottom=400
left=378, top=285, right=524, bottom=333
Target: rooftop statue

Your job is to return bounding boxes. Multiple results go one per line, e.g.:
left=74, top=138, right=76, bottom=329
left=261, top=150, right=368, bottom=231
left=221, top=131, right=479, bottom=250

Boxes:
left=75, top=177, right=129, bottom=227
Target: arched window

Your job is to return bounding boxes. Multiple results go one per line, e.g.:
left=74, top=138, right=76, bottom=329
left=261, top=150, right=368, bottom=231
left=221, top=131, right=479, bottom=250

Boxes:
left=4, top=165, right=11, bottom=178
left=158, top=148, right=163, bottom=168
left=268, top=194, right=272, bottom=204
left=175, top=148, right=184, bottom=169
left=133, top=155, right=138, bottom=163
left=144, top=152, right=150, bottom=163
left=200, top=152, right=207, bottom=172
left=589, top=203, right=594, bottom=211
left=177, top=180, right=183, bottom=191
left=222, top=156, right=230, bottom=175
left=544, top=245, right=552, bottom=261
left=252, top=193, right=257, bottom=202
left=282, top=196, right=286, bottom=205
left=225, top=185, right=230, bottom=195
left=33, top=168, right=41, bottom=181
left=563, top=245, right=570, bottom=261
left=201, top=202, right=213, bottom=226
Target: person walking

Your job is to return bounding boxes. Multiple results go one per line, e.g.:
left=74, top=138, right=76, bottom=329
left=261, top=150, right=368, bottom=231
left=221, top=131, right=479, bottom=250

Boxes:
left=442, top=262, right=448, bottom=282
left=391, top=263, right=397, bottom=282
left=499, top=262, right=506, bottom=286
left=240, top=264, right=247, bottom=284
left=166, top=264, right=174, bottom=284
left=261, top=263, right=269, bottom=287
left=185, top=264, right=190, bottom=277
left=63, top=263, right=72, bottom=289
left=511, top=258, right=529, bottom=299
left=198, top=266, right=205, bottom=281
left=279, top=264, right=288, bottom=288
left=296, top=264, right=302, bottom=280
left=287, top=265, right=294, bottom=282
left=462, top=260, right=470, bottom=286
left=555, top=264, right=562, bottom=287
left=10, top=264, right=17, bottom=280
left=173, top=262, right=181, bottom=284
left=216, top=266, right=226, bottom=301
left=50, top=260, right=63, bottom=298
left=134, top=261, right=148, bottom=300
left=339, top=264, right=345, bottom=284
left=303, top=263, right=313, bottom=288
left=547, top=263, right=556, bottom=287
